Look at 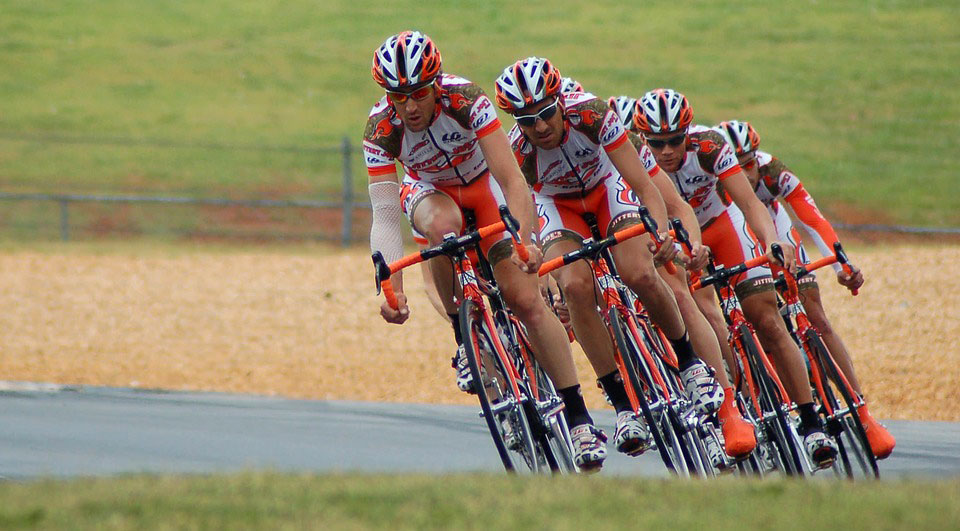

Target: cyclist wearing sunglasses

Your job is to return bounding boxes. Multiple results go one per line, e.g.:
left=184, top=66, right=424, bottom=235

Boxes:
left=495, top=57, right=732, bottom=461
left=715, top=120, right=895, bottom=460
left=364, top=32, right=604, bottom=470
left=634, top=88, right=839, bottom=469
left=606, top=94, right=757, bottom=458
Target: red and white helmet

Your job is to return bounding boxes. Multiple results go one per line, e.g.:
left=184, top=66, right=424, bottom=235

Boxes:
left=716, top=120, right=761, bottom=156
left=607, top=96, right=638, bottom=131
left=560, top=76, right=584, bottom=93
left=633, top=88, right=694, bottom=134
left=371, top=31, right=442, bottom=90
left=494, top=57, right=563, bottom=111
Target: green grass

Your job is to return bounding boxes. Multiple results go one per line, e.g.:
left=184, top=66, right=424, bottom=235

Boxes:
left=0, top=473, right=957, bottom=530
left=1, top=0, right=958, bottom=229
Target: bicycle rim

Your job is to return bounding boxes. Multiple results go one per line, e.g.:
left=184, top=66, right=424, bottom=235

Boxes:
left=460, top=300, right=540, bottom=473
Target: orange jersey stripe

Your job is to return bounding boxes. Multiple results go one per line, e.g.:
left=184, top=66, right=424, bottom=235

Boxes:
left=602, top=132, right=629, bottom=153
left=475, top=119, right=502, bottom=139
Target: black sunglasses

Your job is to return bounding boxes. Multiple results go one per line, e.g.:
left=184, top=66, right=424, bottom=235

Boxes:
left=514, top=99, right=560, bottom=127
left=644, top=133, right=687, bottom=149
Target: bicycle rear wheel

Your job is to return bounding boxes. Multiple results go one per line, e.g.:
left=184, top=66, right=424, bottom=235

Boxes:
left=804, top=329, right=880, bottom=479
left=459, top=299, right=540, bottom=473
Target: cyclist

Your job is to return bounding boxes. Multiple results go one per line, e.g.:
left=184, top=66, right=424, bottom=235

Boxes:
left=714, top=119, right=896, bottom=459
left=632, top=88, right=839, bottom=469
left=606, top=95, right=757, bottom=458
left=364, top=32, right=607, bottom=470
left=495, top=57, right=731, bottom=459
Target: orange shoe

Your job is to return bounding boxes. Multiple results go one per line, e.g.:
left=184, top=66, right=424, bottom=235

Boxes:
left=859, top=405, right=896, bottom=460
left=718, top=388, right=757, bottom=458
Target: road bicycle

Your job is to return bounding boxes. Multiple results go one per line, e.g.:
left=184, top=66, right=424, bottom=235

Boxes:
left=539, top=208, right=716, bottom=477
left=775, top=242, right=880, bottom=479
left=373, top=206, right=576, bottom=473
left=691, top=246, right=808, bottom=476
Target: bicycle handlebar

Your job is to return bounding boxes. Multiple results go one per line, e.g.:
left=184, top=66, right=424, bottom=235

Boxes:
left=690, top=246, right=778, bottom=291
left=372, top=206, right=530, bottom=310
left=795, top=242, right=859, bottom=296
left=538, top=222, right=674, bottom=277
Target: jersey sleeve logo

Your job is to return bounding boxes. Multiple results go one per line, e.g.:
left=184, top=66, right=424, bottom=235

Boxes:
left=696, top=138, right=718, bottom=154
left=445, top=91, right=472, bottom=112
left=567, top=107, right=603, bottom=127
left=369, top=116, right=395, bottom=142
left=600, top=112, right=625, bottom=146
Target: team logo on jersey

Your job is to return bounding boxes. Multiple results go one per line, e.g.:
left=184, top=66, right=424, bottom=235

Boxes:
left=684, top=174, right=709, bottom=185
left=442, top=132, right=464, bottom=144
left=601, top=127, right=622, bottom=146
left=446, top=91, right=471, bottom=112
left=696, top=138, right=719, bottom=155
left=574, top=147, right=595, bottom=158
left=369, top=116, right=395, bottom=142
left=716, top=154, right=737, bottom=174
left=617, top=182, right=640, bottom=206
left=687, top=185, right=712, bottom=209
left=567, top=107, right=603, bottom=127
left=410, top=138, right=430, bottom=154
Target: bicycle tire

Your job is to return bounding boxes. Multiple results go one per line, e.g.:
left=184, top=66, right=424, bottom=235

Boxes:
left=804, top=329, right=880, bottom=479
left=737, top=324, right=806, bottom=476
left=459, top=299, right=541, bottom=473
left=609, top=306, right=690, bottom=476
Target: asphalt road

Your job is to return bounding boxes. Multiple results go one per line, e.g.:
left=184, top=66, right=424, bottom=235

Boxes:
left=1, top=383, right=957, bottom=479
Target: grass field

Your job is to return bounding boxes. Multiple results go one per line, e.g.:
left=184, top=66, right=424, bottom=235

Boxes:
left=0, top=473, right=957, bottom=529
left=1, top=0, right=959, bottom=229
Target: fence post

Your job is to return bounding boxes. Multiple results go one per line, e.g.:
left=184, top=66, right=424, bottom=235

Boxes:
left=59, top=198, right=70, bottom=242
left=341, top=136, right=354, bottom=246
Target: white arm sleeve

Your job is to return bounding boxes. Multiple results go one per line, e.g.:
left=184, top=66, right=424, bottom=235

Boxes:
left=368, top=181, right=405, bottom=264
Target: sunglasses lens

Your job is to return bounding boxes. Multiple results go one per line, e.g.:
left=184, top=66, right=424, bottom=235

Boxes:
left=645, top=133, right=685, bottom=149
left=516, top=116, right=537, bottom=127
left=539, top=104, right=558, bottom=121
left=411, top=86, right=432, bottom=100
left=387, top=92, right=407, bottom=104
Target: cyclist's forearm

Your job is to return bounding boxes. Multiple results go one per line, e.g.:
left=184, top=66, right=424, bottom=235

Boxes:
left=369, top=180, right=406, bottom=265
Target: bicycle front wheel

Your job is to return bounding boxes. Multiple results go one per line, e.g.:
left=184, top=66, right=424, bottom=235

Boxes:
left=737, top=324, right=806, bottom=476
left=459, top=299, right=541, bottom=473
left=804, top=329, right=880, bottom=479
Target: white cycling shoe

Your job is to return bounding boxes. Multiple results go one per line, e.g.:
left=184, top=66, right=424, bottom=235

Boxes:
left=680, top=359, right=724, bottom=415
left=451, top=344, right=475, bottom=394
left=570, top=423, right=608, bottom=472
left=614, top=411, right=653, bottom=456
left=804, top=430, right=839, bottom=470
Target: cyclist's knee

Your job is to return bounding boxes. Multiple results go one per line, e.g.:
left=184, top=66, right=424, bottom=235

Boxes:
left=559, top=273, right=597, bottom=305
left=503, top=285, right=548, bottom=322
left=742, top=295, right=785, bottom=335
left=620, top=265, right=658, bottom=294
left=419, top=212, right=462, bottom=244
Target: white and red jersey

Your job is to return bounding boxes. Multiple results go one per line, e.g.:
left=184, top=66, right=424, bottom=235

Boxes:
left=508, top=92, right=630, bottom=196
left=362, top=74, right=501, bottom=186
left=661, top=124, right=741, bottom=227
left=753, top=150, right=842, bottom=270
